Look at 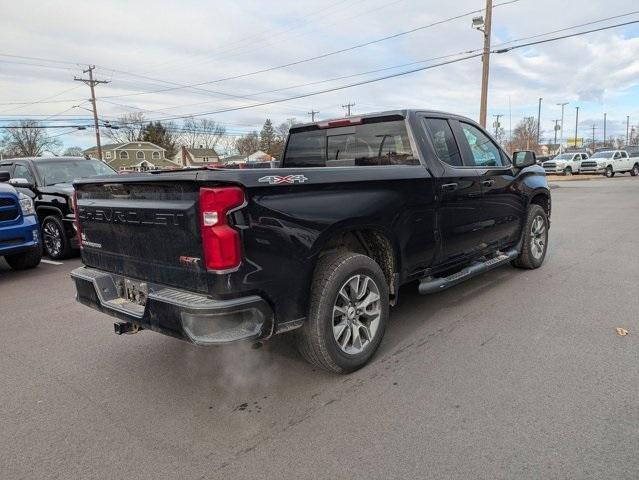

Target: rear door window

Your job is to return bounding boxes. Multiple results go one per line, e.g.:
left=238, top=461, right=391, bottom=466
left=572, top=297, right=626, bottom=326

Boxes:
left=283, top=120, right=418, bottom=167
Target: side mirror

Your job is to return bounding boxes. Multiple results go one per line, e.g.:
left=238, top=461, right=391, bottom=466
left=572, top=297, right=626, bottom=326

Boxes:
left=0, top=171, right=9, bottom=182
left=8, top=178, right=35, bottom=189
left=513, top=150, right=537, bottom=168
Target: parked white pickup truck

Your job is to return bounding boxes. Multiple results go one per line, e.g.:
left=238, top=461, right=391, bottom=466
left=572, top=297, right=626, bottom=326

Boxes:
left=542, top=152, right=588, bottom=175
left=579, top=150, right=639, bottom=177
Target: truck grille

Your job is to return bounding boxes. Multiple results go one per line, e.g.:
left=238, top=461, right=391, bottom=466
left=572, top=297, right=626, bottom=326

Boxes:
left=581, top=161, right=597, bottom=168
left=0, top=196, right=19, bottom=222
left=543, top=163, right=556, bottom=168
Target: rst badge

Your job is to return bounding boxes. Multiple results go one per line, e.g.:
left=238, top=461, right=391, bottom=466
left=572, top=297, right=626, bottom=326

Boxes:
left=258, top=175, right=308, bottom=185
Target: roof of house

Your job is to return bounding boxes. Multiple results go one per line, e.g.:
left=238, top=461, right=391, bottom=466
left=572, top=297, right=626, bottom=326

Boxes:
left=84, top=141, right=166, bottom=153
left=220, top=155, right=246, bottom=162
left=106, top=156, right=179, bottom=170
left=184, top=148, right=218, bottom=158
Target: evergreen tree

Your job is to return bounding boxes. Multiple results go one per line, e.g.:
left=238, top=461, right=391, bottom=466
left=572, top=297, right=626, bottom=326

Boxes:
left=259, top=119, right=275, bottom=154
left=141, top=121, right=177, bottom=159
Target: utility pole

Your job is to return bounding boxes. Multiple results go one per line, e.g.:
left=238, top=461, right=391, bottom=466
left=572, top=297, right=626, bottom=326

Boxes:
left=626, top=116, right=630, bottom=145
left=74, top=65, right=109, bottom=161
left=574, top=106, right=580, bottom=148
left=307, top=110, right=319, bottom=122
left=553, top=119, right=560, bottom=150
left=591, top=124, right=597, bottom=150
left=492, top=114, right=503, bottom=141
left=536, top=97, right=542, bottom=145
left=603, top=113, right=607, bottom=147
left=341, top=103, right=355, bottom=117
left=478, top=0, right=493, bottom=128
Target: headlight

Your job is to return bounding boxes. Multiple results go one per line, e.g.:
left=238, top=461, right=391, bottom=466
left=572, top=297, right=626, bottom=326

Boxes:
left=18, top=193, right=35, bottom=216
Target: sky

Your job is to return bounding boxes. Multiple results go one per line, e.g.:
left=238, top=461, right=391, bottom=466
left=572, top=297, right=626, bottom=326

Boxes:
left=1, top=0, right=639, bottom=152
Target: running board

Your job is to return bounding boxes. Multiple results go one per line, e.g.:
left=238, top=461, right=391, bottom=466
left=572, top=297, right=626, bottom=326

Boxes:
left=418, top=248, right=519, bottom=295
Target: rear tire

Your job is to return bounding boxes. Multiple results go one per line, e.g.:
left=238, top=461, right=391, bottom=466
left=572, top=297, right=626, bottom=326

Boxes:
left=41, top=215, right=73, bottom=259
left=631, top=164, right=639, bottom=177
left=296, top=252, right=389, bottom=373
left=605, top=166, right=615, bottom=178
left=512, top=204, right=548, bottom=270
left=5, top=248, right=41, bottom=270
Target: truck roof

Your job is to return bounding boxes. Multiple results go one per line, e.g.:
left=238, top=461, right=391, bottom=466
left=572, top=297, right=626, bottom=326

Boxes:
left=290, top=108, right=473, bottom=131
left=1, top=156, right=88, bottom=163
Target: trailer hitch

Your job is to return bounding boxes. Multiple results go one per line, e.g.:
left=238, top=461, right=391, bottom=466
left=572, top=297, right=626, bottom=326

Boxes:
left=113, top=322, right=143, bottom=335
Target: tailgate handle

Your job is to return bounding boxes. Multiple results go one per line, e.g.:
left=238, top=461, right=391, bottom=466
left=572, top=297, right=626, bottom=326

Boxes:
left=441, top=183, right=458, bottom=192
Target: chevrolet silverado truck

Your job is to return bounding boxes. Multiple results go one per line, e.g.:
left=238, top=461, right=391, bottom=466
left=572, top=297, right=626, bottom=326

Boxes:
left=71, top=110, right=551, bottom=373
left=0, top=172, right=41, bottom=270
left=0, top=156, right=117, bottom=259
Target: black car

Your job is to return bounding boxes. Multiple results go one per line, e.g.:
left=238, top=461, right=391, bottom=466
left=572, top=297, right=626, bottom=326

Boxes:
left=71, top=109, right=550, bottom=373
left=0, top=157, right=116, bottom=259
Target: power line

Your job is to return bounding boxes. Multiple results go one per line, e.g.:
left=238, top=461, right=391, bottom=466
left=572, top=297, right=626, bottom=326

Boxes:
left=145, top=18, right=639, bottom=122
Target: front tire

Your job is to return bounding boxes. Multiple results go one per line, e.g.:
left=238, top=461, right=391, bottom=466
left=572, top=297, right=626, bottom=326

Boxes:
left=42, top=216, right=73, bottom=259
left=631, top=164, right=639, bottom=177
left=296, top=252, right=389, bottom=373
left=512, top=204, right=549, bottom=270
left=605, top=166, right=615, bottom=178
left=564, top=167, right=572, bottom=176
left=5, top=247, right=41, bottom=270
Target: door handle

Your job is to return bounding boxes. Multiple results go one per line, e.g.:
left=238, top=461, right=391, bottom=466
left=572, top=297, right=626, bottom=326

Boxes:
left=481, top=179, right=495, bottom=187
left=441, top=183, right=458, bottom=192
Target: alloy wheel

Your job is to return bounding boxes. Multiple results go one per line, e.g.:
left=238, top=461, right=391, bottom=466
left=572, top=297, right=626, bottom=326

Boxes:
left=43, top=220, right=62, bottom=257
left=332, top=274, right=381, bottom=355
left=530, top=215, right=547, bottom=260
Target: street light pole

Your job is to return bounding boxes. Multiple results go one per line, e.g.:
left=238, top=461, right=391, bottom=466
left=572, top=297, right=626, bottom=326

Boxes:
left=603, top=113, right=607, bottom=147
left=557, top=102, right=568, bottom=154
left=536, top=97, right=542, bottom=146
left=626, top=116, right=630, bottom=145
left=553, top=119, right=560, bottom=150
left=574, top=106, right=580, bottom=148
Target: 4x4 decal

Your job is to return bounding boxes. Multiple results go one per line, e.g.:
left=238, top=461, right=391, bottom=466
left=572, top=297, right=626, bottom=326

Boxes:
left=258, top=175, right=308, bottom=185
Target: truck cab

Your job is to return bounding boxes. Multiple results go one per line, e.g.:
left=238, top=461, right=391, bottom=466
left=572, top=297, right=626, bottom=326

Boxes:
left=543, top=152, right=588, bottom=175
left=0, top=172, right=41, bottom=270
left=580, top=150, right=637, bottom=177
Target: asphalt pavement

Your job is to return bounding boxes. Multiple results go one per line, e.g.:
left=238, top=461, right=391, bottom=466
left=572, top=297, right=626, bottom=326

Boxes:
left=1, top=177, right=638, bottom=479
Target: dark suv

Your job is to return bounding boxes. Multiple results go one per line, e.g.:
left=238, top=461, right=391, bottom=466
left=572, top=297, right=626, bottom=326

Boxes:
left=0, top=157, right=116, bottom=259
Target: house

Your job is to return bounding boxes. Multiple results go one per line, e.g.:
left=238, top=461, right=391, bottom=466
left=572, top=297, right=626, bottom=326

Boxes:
left=246, top=150, right=274, bottom=162
left=83, top=141, right=179, bottom=171
left=173, top=146, right=220, bottom=168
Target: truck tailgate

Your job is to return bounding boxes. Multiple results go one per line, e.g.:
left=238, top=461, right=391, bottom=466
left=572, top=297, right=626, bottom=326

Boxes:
left=76, top=181, right=209, bottom=293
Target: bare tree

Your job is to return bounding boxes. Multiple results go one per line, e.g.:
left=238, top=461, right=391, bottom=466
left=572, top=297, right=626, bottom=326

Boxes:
left=270, top=118, right=297, bottom=159
left=217, top=135, right=237, bottom=156
left=63, top=146, right=84, bottom=156
left=181, top=117, right=226, bottom=150
left=0, top=120, right=62, bottom=157
left=505, top=117, right=541, bottom=153
left=105, top=112, right=146, bottom=143
left=236, top=131, right=259, bottom=156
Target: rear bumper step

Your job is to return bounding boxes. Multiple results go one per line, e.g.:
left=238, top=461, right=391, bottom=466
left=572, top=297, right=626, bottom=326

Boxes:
left=418, top=248, right=519, bottom=295
left=71, top=266, right=273, bottom=345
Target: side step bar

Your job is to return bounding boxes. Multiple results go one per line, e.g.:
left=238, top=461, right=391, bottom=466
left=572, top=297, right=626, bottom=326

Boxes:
left=418, top=248, right=519, bottom=295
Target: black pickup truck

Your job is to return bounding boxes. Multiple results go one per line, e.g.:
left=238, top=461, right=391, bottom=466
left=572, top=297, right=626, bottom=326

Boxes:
left=71, top=110, right=550, bottom=373
left=0, top=157, right=116, bottom=259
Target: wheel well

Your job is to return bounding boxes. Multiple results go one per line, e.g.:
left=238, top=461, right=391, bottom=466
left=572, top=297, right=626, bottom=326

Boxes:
left=319, top=229, right=398, bottom=295
left=530, top=193, right=550, bottom=216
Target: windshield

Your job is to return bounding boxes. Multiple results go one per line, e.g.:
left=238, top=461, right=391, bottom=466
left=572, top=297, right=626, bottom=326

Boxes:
left=553, top=154, right=573, bottom=160
left=34, top=159, right=117, bottom=185
left=590, top=151, right=614, bottom=159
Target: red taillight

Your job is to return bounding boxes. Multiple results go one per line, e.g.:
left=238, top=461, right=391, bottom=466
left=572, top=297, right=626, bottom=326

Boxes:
left=73, top=190, right=82, bottom=249
left=199, top=187, right=244, bottom=271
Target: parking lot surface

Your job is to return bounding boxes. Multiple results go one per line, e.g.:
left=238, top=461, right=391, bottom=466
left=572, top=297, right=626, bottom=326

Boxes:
left=1, top=178, right=638, bottom=479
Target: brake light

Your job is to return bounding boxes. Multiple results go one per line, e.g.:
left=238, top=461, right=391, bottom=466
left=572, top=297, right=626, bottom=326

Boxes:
left=73, top=190, right=82, bottom=249
left=199, top=187, right=244, bottom=271
left=317, top=117, right=363, bottom=129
